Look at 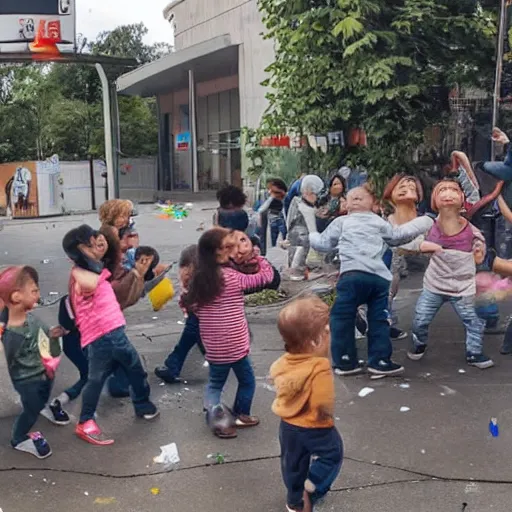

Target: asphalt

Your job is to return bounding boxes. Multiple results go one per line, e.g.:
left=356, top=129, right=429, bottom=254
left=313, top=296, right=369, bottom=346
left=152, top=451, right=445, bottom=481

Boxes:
left=1, top=204, right=512, bottom=512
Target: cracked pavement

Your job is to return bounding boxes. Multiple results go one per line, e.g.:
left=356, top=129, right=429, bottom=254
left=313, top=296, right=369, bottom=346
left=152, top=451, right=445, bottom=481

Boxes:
left=1, top=204, right=512, bottom=511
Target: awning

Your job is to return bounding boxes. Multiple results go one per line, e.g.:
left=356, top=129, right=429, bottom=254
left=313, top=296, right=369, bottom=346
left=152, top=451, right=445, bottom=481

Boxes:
left=117, top=35, right=239, bottom=97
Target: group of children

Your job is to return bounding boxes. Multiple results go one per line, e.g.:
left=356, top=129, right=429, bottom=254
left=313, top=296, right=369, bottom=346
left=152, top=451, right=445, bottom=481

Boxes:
left=2, top=160, right=512, bottom=511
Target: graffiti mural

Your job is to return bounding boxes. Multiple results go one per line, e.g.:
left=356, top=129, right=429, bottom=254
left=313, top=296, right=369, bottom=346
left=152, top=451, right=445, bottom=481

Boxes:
left=0, top=162, right=39, bottom=218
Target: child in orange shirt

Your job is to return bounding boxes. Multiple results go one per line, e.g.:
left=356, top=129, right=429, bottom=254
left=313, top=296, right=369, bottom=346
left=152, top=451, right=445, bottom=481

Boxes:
left=270, top=296, right=343, bottom=512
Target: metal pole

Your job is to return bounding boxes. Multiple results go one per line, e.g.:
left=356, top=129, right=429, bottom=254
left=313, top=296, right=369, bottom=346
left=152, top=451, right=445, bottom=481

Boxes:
left=95, top=63, right=116, bottom=199
left=189, top=69, right=199, bottom=192
left=492, top=0, right=508, bottom=161
left=89, top=155, right=96, bottom=210
left=111, top=83, right=121, bottom=199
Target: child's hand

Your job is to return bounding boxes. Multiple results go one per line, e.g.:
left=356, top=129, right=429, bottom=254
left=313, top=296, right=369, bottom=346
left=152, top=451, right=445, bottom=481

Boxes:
left=473, top=240, right=486, bottom=265
left=135, top=255, right=153, bottom=277
left=49, top=326, right=67, bottom=338
left=420, top=241, right=443, bottom=254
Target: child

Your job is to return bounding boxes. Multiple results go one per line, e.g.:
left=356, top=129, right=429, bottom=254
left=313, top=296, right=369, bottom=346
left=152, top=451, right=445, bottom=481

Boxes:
left=0, top=266, right=67, bottom=458
left=258, top=178, right=288, bottom=248
left=409, top=178, right=494, bottom=369
left=62, top=225, right=158, bottom=445
left=182, top=228, right=275, bottom=438
left=271, top=296, right=343, bottom=512
left=310, top=186, right=433, bottom=377
left=213, top=185, right=250, bottom=232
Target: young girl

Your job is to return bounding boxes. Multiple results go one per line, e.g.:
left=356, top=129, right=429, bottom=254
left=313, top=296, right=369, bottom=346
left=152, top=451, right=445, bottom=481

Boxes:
left=409, top=179, right=494, bottom=369
left=62, top=225, right=158, bottom=445
left=182, top=228, right=275, bottom=438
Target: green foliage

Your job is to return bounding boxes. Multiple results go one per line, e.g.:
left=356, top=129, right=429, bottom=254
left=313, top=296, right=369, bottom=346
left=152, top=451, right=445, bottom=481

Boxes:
left=0, top=24, right=168, bottom=163
left=257, top=0, right=497, bottom=189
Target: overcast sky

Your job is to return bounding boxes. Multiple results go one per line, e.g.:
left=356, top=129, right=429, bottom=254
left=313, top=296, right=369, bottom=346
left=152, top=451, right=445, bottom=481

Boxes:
left=76, top=1, right=172, bottom=45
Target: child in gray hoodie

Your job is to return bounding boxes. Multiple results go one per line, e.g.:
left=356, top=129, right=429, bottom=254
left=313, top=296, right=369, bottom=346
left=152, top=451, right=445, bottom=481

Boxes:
left=310, top=186, right=433, bottom=378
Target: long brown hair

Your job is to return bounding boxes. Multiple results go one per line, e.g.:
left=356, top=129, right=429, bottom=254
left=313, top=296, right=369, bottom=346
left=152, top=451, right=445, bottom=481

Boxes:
left=99, top=225, right=122, bottom=276
left=182, top=228, right=230, bottom=309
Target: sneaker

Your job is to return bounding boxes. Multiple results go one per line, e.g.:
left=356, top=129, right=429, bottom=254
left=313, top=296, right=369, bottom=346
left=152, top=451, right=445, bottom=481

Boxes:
left=235, top=414, right=260, bottom=428
left=207, top=404, right=237, bottom=439
left=154, top=366, right=182, bottom=384
left=407, top=344, right=427, bottom=361
left=390, top=327, right=408, bottom=341
left=334, top=365, right=364, bottom=376
left=466, top=353, right=495, bottom=369
left=13, top=432, right=52, bottom=459
left=500, top=342, right=512, bottom=355
left=136, top=402, right=160, bottom=421
left=367, top=360, right=405, bottom=378
left=40, top=399, right=70, bottom=426
left=286, top=491, right=312, bottom=512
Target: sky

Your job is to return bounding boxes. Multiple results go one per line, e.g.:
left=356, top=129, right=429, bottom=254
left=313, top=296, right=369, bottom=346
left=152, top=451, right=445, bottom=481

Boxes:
left=76, top=0, right=173, bottom=45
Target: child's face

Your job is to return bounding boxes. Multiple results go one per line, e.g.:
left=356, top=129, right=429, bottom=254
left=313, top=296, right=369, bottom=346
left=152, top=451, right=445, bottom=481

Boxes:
left=436, top=181, right=463, bottom=210
left=347, top=188, right=374, bottom=213
left=231, top=231, right=254, bottom=264
left=269, top=185, right=286, bottom=201
left=78, top=234, right=108, bottom=262
left=391, top=178, right=418, bottom=205
left=216, top=233, right=236, bottom=264
left=120, top=232, right=139, bottom=253
left=12, top=278, right=40, bottom=311
left=330, top=177, right=344, bottom=198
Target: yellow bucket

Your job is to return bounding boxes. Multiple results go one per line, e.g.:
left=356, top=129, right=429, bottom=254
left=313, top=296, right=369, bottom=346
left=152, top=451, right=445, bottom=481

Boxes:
left=148, top=277, right=175, bottom=311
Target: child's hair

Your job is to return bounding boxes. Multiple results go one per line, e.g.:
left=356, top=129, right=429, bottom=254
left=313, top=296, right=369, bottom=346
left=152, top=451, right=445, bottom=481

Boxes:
left=0, top=266, right=39, bottom=305
left=328, top=173, right=346, bottom=196
left=269, top=178, right=288, bottom=194
left=362, top=181, right=377, bottom=200
left=99, top=225, right=121, bottom=275
left=62, top=224, right=105, bottom=275
left=135, top=246, right=160, bottom=280
left=278, top=296, right=329, bottom=354
left=182, top=228, right=230, bottom=309
left=382, top=173, right=424, bottom=204
left=217, top=185, right=247, bottom=209
left=430, top=177, right=465, bottom=213
left=179, top=244, right=198, bottom=269
left=99, top=199, right=134, bottom=227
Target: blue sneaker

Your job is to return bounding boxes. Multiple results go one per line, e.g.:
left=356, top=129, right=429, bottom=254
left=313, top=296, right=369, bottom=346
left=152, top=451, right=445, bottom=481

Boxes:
left=367, top=360, right=404, bottom=379
left=466, top=352, right=494, bottom=369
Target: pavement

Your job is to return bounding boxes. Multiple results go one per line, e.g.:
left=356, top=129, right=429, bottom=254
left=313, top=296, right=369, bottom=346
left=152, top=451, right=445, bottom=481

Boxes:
left=1, top=204, right=512, bottom=511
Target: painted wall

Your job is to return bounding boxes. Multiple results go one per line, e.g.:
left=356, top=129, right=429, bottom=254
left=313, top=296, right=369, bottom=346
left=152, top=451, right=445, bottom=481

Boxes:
left=0, top=161, right=39, bottom=218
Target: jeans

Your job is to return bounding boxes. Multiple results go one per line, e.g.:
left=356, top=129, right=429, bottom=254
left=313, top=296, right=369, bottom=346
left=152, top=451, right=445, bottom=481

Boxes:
left=270, top=214, right=287, bottom=247
left=62, top=331, right=89, bottom=401
left=205, top=356, right=255, bottom=416
left=412, top=289, right=485, bottom=354
left=482, top=146, right=512, bottom=181
left=164, top=314, right=204, bottom=378
left=279, top=421, right=343, bottom=508
left=79, top=327, right=153, bottom=423
left=330, top=271, right=392, bottom=369
left=12, top=377, right=52, bottom=446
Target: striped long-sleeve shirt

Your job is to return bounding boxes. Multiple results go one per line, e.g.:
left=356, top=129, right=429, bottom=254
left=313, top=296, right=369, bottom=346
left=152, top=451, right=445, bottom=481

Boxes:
left=195, top=257, right=274, bottom=363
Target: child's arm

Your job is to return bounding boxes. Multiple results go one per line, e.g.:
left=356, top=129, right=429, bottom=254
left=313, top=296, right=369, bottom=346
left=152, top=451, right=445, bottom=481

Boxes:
left=310, top=363, right=335, bottom=423
left=72, top=267, right=100, bottom=295
left=471, top=225, right=486, bottom=265
left=309, top=216, right=345, bottom=253
left=33, top=317, right=62, bottom=358
left=383, top=216, right=434, bottom=247
left=234, top=256, right=275, bottom=291
left=257, top=196, right=274, bottom=215
left=419, top=241, right=443, bottom=254
left=111, top=269, right=145, bottom=310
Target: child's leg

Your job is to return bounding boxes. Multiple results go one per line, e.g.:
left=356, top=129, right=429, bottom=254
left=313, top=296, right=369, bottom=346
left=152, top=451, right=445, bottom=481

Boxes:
left=62, top=331, right=89, bottom=402
left=450, top=296, right=486, bottom=355
left=303, top=427, right=343, bottom=505
left=12, top=379, right=52, bottom=447
left=79, top=336, right=115, bottom=423
left=330, top=274, right=360, bottom=370
left=411, top=289, right=445, bottom=349
left=279, top=421, right=311, bottom=510
left=162, top=313, right=201, bottom=378
left=231, top=356, right=256, bottom=418
left=366, top=276, right=393, bottom=368
left=205, top=362, right=231, bottom=409
left=107, top=368, right=130, bottom=398
left=110, top=329, right=156, bottom=417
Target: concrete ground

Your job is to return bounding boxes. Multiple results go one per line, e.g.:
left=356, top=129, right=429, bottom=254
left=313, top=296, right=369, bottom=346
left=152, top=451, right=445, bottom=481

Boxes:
left=1, top=204, right=512, bottom=512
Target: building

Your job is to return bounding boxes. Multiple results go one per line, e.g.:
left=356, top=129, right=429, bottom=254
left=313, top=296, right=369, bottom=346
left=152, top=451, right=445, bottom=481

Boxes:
left=117, top=0, right=274, bottom=194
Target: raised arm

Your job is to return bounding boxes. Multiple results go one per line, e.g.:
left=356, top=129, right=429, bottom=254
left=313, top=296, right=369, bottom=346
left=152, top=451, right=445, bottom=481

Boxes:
left=309, top=216, right=344, bottom=253
left=234, top=256, right=275, bottom=292
left=258, top=196, right=274, bottom=215
left=382, top=216, right=434, bottom=247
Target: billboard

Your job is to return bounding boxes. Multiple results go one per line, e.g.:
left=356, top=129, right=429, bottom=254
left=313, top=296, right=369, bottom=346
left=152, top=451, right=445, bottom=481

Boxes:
left=0, top=0, right=75, bottom=46
left=0, top=162, right=39, bottom=218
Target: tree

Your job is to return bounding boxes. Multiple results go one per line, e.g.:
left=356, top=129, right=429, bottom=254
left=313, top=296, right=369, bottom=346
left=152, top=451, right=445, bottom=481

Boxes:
left=257, top=0, right=497, bottom=188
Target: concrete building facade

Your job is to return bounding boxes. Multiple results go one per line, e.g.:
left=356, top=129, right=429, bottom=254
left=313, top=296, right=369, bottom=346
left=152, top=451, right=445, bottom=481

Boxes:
left=117, top=0, right=274, bottom=193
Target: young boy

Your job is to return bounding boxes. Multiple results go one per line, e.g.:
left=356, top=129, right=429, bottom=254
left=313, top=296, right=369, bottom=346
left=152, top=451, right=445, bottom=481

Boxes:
left=0, top=266, right=66, bottom=458
left=271, top=296, right=343, bottom=512
left=409, top=178, right=494, bottom=368
left=258, top=178, right=288, bottom=248
left=310, top=186, right=433, bottom=377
